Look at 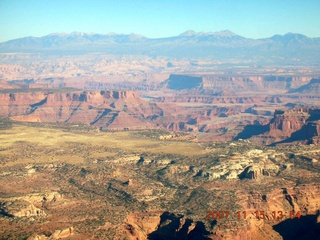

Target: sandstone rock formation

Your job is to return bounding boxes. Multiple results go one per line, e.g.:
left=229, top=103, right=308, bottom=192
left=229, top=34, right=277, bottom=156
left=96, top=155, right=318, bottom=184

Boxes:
left=0, top=192, right=61, bottom=218
left=0, top=90, right=164, bottom=130
left=194, top=147, right=279, bottom=181
left=269, top=109, right=310, bottom=138
left=268, top=109, right=320, bottom=144
left=0, top=200, right=45, bottom=218
left=27, top=234, right=48, bottom=240
left=239, top=165, right=274, bottom=180
left=50, top=227, right=74, bottom=239
left=164, top=74, right=314, bottom=93
left=124, top=211, right=214, bottom=240
left=237, top=108, right=320, bottom=145
left=290, top=78, right=320, bottom=95
left=27, top=227, right=74, bottom=240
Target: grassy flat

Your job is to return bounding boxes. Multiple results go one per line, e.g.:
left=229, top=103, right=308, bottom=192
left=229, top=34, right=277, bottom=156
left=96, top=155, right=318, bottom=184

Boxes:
left=0, top=125, right=206, bottom=167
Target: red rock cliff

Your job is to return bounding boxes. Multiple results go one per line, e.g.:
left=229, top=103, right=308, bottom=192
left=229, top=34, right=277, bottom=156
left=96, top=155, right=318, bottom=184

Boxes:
left=0, top=90, right=161, bottom=129
left=265, top=108, right=320, bottom=144
left=269, top=108, right=310, bottom=137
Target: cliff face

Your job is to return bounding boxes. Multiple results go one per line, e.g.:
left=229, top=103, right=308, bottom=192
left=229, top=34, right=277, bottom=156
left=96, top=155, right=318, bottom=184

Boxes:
left=122, top=211, right=214, bottom=240
left=165, top=74, right=314, bottom=93
left=42, top=90, right=139, bottom=108
left=269, top=109, right=320, bottom=141
left=239, top=108, right=320, bottom=145
left=233, top=184, right=320, bottom=240
left=2, top=90, right=320, bottom=143
left=117, top=184, right=320, bottom=240
left=290, top=78, right=320, bottom=95
left=0, top=92, right=47, bottom=116
left=0, top=200, right=46, bottom=218
left=0, top=90, right=163, bottom=129
left=305, top=121, right=320, bottom=144
left=156, top=96, right=281, bottom=104
left=269, top=109, right=310, bottom=138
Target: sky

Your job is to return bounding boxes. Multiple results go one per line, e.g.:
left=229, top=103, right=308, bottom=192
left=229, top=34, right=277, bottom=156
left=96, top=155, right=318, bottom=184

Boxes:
left=0, top=0, right=320, bottom=43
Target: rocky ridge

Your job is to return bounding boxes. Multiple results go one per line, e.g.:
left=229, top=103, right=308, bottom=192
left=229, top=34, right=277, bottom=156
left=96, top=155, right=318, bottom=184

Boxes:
left=245, top=108, right=320, bottom=145
left=0, top=90, right=164, bottom=130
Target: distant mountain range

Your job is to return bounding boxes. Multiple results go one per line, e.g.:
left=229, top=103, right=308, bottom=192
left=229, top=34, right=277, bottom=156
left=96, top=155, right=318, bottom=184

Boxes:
left=1, top=30, right=320, bottom=64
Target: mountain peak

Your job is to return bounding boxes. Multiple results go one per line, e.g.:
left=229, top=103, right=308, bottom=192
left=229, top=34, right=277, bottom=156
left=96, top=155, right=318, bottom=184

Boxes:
left=213, top=30, right=238, bottom=37
left=70, top=31, right=95, bottom=36
left=179, top=30, right=197, bottom=37
left=47, top=32, right=69, bottom=37
left=179, top=30, right=239, bottom=37
left=47, top=32, right=95, bottom=37
left=284, top=32, right=308, bottom=39
left=271, top=32, right=310, bottom=41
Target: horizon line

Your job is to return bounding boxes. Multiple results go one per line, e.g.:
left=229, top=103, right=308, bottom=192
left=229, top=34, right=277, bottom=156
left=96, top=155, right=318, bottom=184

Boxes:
left=1, top=30, right=319, bottom=43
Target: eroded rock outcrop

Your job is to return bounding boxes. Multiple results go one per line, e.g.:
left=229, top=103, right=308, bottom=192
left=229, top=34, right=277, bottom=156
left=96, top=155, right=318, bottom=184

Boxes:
left=290, top=78, right=320, bottom=95
left=268, top=109, right=320, bottom=144
left=164, top=74, right=313, bottom=92
left=0, top=90, right=164, bottom=129
left=195, top=148, right=279, bottom=181
left=123, top=211, right=214, bottom=240
left=0, top=192, right=61, bottom=218
left=269, top=109, right=311, bottom=137
left=231, top=183, right=320, bottom=240
left=27, top=227, right=74, bottom=240
left=50, top=227, right=74, bottom=239
left=239, top=164, right=279, bottom=180
left=237, top=108, right=320, bottom=145
left=0, top=200, right=45, bottom=218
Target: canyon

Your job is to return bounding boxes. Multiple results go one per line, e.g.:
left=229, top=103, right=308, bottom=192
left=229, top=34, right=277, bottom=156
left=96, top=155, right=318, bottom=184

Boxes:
left=0, top=90, right=161, bottom=130
left=0, top=41, right=319, bottom=239
left=0, top=71, right=319, bottom=145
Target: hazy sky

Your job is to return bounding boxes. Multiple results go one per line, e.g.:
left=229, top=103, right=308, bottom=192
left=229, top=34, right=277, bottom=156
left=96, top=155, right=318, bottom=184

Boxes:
left=0, top=0, right=319, bottom=42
